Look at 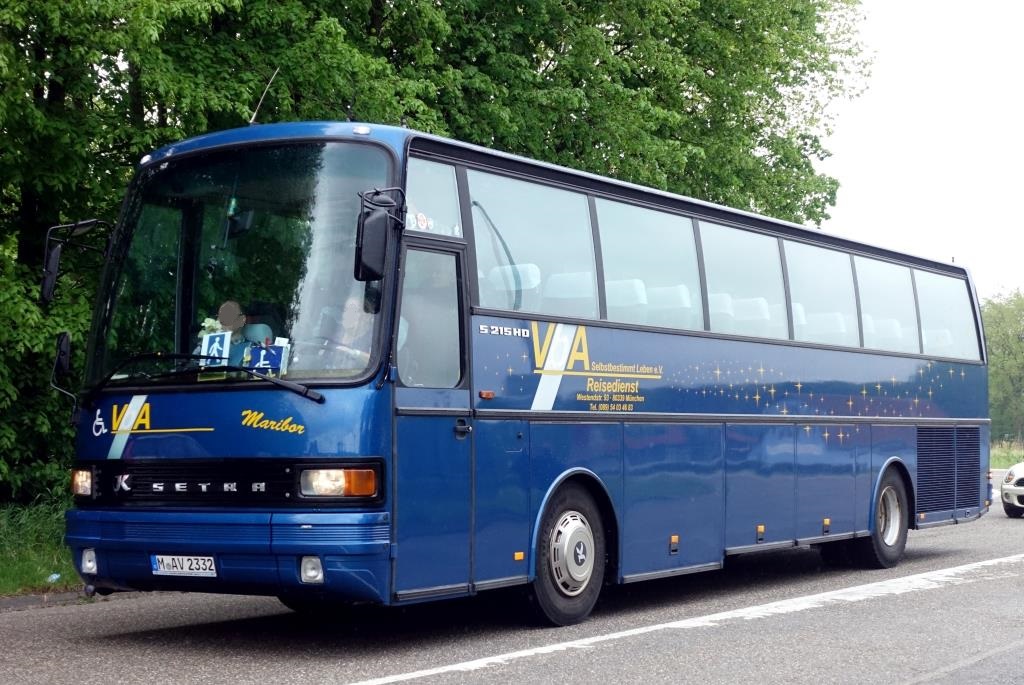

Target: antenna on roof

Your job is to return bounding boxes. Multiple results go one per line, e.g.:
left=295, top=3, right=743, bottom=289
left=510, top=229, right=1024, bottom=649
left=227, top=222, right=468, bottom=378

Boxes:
left=249, top=67, right=281, bottom=125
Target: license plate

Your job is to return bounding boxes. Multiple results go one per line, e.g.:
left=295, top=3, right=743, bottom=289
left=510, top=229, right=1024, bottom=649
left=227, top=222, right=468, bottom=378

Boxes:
left=151, top=554, right=217, bottom=577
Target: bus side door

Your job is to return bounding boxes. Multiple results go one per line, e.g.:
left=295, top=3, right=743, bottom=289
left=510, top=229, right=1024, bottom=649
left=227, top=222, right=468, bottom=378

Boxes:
left=392, top=246, right=472, bottom=601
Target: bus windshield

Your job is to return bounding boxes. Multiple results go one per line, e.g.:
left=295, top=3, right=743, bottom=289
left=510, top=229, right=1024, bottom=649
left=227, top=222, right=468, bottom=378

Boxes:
left=88, top=141, right=391, bottom=385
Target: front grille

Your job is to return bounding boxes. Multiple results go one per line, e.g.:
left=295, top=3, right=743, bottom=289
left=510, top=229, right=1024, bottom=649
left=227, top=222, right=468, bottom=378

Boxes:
left=76, top=459, right=381, bottom=508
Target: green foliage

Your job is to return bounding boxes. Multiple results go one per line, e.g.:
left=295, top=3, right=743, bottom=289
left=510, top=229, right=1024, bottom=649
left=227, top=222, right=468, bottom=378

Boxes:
left=982, top=292, right=1024, bottom=441
left=0, top=0, right=867, bottom=502
left=0, top=239, right=93, bottom=501
left=990, top=441, right=1023, bottom=470
left=0, top=499, right=78, bottom=595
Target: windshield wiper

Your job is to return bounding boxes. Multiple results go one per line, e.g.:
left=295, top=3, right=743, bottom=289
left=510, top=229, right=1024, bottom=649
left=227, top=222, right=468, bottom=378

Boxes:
left=85, top=351, right=323, bottom=405
left=200, top=363, right=324, bottom=403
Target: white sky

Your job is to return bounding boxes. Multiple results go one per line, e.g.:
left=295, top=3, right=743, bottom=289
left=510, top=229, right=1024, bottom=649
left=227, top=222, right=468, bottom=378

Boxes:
left=818, top=0, right=1024, bottom=302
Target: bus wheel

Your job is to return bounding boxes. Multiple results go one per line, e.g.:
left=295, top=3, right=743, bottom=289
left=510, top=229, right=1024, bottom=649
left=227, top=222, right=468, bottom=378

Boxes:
left=1003, top=501, right=1024, bottom=518
left=530, top=484, right=605, bottom=626
left=855, top=469, right=909, bottom=569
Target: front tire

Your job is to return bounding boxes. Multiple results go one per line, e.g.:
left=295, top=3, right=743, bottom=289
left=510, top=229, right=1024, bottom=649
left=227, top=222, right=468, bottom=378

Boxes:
left=1003, top=501, right=1024, bottom=518
left=530, top=483, right=605, bottom=626
left=855, top=469, right=909, bottom=568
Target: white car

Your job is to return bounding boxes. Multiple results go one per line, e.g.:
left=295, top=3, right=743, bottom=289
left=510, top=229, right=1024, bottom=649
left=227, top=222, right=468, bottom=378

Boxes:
left=1001, top=463, right=1024, bottom=518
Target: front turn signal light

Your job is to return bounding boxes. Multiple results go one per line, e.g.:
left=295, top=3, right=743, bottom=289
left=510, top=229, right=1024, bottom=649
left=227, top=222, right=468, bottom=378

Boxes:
left=300, top=468, right=377, bottom=497
left=72, top=469, right=93, bottom=497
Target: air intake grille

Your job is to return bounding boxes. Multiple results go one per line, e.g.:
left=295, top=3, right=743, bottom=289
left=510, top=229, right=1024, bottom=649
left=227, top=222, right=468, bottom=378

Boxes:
left=955, top=426, right=980, bottom=508
left=917, top=426, right=981, bottom=513
left=917, top=427, right=955, bottom=512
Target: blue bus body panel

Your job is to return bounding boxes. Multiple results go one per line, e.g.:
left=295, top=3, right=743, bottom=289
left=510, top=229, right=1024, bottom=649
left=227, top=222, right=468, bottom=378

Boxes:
left=392, top=415, right=471, bottom=595
left=473, top=420, right=531, bottom=584
left=621, top=423, right=724, bottom=577
left=794, top=422, right=862, bottom=540
left=724, top=424, right=797, bottom=549
left=472, top=317, right=987, bottom=421
left=75, top=383, right=391, bottom=460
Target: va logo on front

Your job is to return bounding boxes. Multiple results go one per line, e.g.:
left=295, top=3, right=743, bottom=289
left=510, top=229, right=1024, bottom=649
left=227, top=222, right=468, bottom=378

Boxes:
left=92, top=401, right=152, bottom=436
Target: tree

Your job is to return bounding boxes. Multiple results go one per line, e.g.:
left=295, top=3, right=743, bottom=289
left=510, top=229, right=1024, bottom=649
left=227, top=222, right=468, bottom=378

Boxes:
left=982, top=292, right=1024, bottom=441
left=0, top=0, right=867, bottom=500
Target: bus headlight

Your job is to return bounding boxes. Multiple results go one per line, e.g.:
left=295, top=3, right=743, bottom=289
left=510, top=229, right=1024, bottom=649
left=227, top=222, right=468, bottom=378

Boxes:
left=299, top=468, right=377, bottom=497
left=72, top=469, right=93, bottom=497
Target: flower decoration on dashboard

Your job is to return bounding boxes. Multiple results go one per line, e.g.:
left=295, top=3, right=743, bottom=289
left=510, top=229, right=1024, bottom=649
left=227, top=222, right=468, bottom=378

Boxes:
left=200, top=317, right=221, bottom=336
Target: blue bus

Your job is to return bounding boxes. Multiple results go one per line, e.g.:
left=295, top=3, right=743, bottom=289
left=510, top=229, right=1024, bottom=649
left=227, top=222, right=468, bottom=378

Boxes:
left=52, top=122, right=988, bottom=625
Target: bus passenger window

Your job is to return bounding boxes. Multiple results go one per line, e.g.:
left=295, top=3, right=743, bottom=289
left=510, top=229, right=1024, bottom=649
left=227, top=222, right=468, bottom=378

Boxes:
left=784, top=241, right=859, bottom=348
left=595, top=199, right=703, bottom=330
left=914, top=269, right=980, bottom=360
left=854, top=257, right=920, bottom=354
left=405, top=158, right=462, bottom=237
left=468, top=170, right=596, bottom=317
left=700, top=222, right=787, bottom=339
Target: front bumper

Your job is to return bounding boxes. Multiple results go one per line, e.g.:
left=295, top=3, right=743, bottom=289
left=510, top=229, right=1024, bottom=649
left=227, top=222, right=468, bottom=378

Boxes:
left=1001, top=481, right=1024, bottom=509
left=65, top=509, right=391, bottom=602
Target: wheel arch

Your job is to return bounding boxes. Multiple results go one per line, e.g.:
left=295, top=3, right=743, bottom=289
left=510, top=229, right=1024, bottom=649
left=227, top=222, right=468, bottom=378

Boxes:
left=872, top=457, right=915, bottom=532
left=529, top=469, right=619, bottom=583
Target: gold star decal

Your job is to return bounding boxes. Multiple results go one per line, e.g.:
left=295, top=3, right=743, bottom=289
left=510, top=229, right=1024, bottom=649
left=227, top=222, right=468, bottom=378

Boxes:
left=753, top=391, right=761, bottom=406
left=803, top=425, right=812, bottom=435
left=780, top=406, right=789, bottom=415
left=846, top=396, right=854, bottom=411
left=861, top=386, right=868, bottom=398
left=837, top=429, right=846, bottom=444
left=795, top=381, right=803, bottom=393
left=875, top=383, right=883, bottom=394
left=769, top=385, right=777, bottom=400
left=822, top=428, right=831, bottom=443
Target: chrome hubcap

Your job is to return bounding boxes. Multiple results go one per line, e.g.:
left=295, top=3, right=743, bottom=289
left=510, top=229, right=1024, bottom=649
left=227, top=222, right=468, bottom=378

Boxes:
left=548, top=510, right=595, bottom=597
left=877, top=485, right=902, bottom=546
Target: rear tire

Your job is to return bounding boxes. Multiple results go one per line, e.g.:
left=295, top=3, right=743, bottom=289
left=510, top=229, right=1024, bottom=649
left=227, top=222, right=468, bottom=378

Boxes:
left=529, top=483, right=605, bottom=626
left=855, top=469, right=909, bottom=569
left=1003, top=501, right=1024, bottom=518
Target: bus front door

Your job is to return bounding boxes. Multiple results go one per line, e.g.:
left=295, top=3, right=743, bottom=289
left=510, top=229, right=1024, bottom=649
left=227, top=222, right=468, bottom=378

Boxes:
left=392, top=247, right=472, bottom=601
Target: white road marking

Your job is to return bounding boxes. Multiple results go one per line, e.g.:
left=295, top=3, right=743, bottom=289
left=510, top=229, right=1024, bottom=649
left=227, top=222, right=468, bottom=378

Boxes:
left=346, top=553, right=1024, bottom=685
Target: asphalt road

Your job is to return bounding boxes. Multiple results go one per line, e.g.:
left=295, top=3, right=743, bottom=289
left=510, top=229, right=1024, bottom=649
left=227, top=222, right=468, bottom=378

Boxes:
left=3, top=502, right=1022, bottom=685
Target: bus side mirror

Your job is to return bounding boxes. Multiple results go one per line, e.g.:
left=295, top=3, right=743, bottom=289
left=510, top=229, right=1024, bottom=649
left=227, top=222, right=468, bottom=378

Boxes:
left=40, top=242, right=64, bottom=305
left=53, top=331, right=72, bottom=379
left=40, top=219, right=107, bottom=305
left=355, top=195, right=396, bottom=282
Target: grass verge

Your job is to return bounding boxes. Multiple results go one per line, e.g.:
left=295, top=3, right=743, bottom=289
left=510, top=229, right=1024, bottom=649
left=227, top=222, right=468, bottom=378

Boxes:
left=0, top=500, right=79, bottom=596
left=991, top=441, right=1023, bottom=469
